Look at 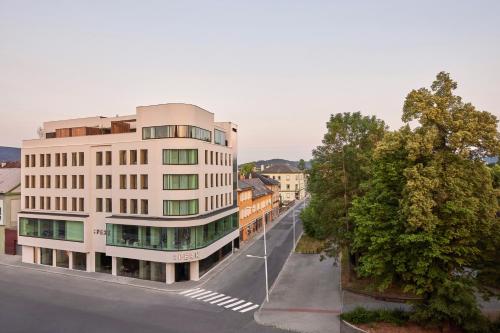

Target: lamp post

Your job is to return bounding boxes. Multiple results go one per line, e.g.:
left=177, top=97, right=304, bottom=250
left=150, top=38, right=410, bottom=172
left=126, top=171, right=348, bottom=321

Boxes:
left=246, top=217, right=269, bottom=302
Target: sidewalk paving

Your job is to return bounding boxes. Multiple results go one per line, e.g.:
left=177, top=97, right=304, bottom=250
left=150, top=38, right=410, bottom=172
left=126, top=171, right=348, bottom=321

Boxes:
left=255, top=253, right=341, bottom=333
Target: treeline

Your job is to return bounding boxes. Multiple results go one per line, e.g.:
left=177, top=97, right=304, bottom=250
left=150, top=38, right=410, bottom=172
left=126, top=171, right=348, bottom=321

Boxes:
left=301, top=72, right=500, bottom=332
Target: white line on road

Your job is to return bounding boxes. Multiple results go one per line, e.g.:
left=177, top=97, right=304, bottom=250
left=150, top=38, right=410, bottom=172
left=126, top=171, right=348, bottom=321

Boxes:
left=224, top=300, right=245, bottom=309
left=190, top=290, right=212, bottom=298
left=204, top=294, right=226, bottom=302
left=217, top=298, right=238, bottom=306
left=210, top=296, right=231, bottom=304
left=239, top=304, right=259, bottom=313
left=179, top=288, right=200, bottom=295
left=196, top=292, right=218, bottom=300
left=232, top=302, right=253, bottom=311
left=184, top=289, right=206, bottom=297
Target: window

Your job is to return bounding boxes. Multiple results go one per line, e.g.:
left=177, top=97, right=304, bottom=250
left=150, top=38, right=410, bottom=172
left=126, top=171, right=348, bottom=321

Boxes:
left=140, top=199, right=148, bottom=214
left=40, top=154, right=45, bottom=167
left=62, top=153, right=67, bottom=166
left=40, top=175, right=45, bottom=189
left=62, top=197, right=67, bottom=210
left=55, top=197, right=60, bottom=210
left=105, top=198, right=112, bottom=213
left=215, top=152, right=219, bottom=165
left=130, top=174, right=137, bottom=189
left=62, top=175, right=67, bottom=189
left=73, top=252, right=87, bottom=271
left=19, top=218, right=84, bottom=242
left=210, top=174, right=214, bottom=187
left=46, top=197, right=51, bottom=210
left=96, top=175, right=103, bottom=189
left=205, top=174, right=208, bottom=188
left=120, top=175, right=127, bottom=189
left=55, top=175, right=60, bottom=188
left=119, top=150, right=127, bottom=165
left=25, top=155, right=29, bottom=168
left=205, top=197, right=208, bottom=211
left=46, top=154, right=51, bottom=167
left=130, top=150, right=137, bottom=165
left=79, top=175, right=84, bottom=189
left=72, top=175, right=77, bottom=189
left=96, top=152, right=103, bottom=166
left=55, top=153, right=60, bottom=166
left=72, top=152, right=77, bottom=166
left=40, top=196, right=45, bottom=209
left=205, top=150, right=208, bottom=164
left=142, top=125, right=211, bottom=142
left=30, top=154, right=35, bottom=167
left=79, top=152, right=84, bottom=166
left=140, top=174, right=148, bottom=189
left=210, top=151, right=213, bottom=165
left=46, top=175, right=51, bottom=188
left=162, top=149, right=198, bottom=165
left=163, top=174, right=198, bottom=190
left=120, top=199, right=127, bottom=213
left=31, top=175, right=35, bottom=188
left=96, top=198, right=103, bottom=212
left=163, top=200, right=199, bottom=216
left=105, top=151, right=112, bottom=165
left=72, top=197, right=77, bottom=211
left=130, top=199, right=138, bottom=214
left=140, top=149, right=148, bottom=164
left=31, top=196, right=35, bottom=209
left=214, top=129, right=226, bottom=146
left=25, top=175, right=29, bottom=188
left=105, top=175, right=112, bottom=189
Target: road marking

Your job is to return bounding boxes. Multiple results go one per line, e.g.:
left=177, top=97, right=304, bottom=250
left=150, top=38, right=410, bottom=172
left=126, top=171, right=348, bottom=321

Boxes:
left=224, top=300, right=245, bottom=309
left=232, top=302, right=253, bottom=311
left=179, top=288, right=200, bottom=295
left=196, top=292, right=218, bottom=300
left=239, top=304, right=259, bottom=313
left=184, top=289, right=206, bottom=297
left=204, top=294, right=226, bottom=302
left=217, top=298, right=238, bottom=306
left=190, top=290, right=212, bottom=298
left=210, top=296, right=231, bottom=304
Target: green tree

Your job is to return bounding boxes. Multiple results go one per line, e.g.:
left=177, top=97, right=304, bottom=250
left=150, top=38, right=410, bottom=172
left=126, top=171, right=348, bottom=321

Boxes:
left=351, top=72, right=500, bottom=331
left=297, top=159, right=306, bottom=171
left=240, top=162, right=255, bottom=177
left=300, top=112, right=386, bottom=266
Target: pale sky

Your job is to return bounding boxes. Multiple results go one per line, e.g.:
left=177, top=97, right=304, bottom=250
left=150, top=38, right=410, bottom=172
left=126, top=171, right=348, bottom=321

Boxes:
left=1, top=0, right=499, bottom=163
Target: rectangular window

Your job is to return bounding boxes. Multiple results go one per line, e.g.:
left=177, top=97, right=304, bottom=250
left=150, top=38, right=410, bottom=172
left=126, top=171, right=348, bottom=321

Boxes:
left=72, top=152, right=77, bottom=166
left=55, top=153, right=60, bottom=166
left=96, top=198, right=103, bottom=212
left=96, top=175, right=103, bottom=189
left=105, top=198, right=112, bottom=213
left=120, top=175, right=127, bottom=189
left=40, top=196, right=45, bottom=210
left=25, top=175, right=29, bottom=188
left=79, top=198, right=84, bottom=212
left=130, top=150, right=137, bottom=165
left=31, top=175, right=35, bottom=188
left=105, top=175, right=112, bottom=189
left=163, top=174, right=198, bottom=190
left=40, top=154, right=45, bottom=167
left=55, top=175, right=60, bottom=188
left=79, top=175, right=84, bottom=189
left=31, top=196, right=35, bottom=209
left=25, top=196, right=29, bottom=209
left=62, top=175, right=67, bottom=189
left=62, top=153, right=67, bottom=166
left=205, top=174, right=208, bottom=188
left=130, top=174, right=137, bottom=189
left=72, top=175, right=77, bottom=189
left=72, top=197, right=77, bottom=211
left=142, top=125, right=211, bottom=142
left=46, top=197, right=51, bottom=210
left=214, top=129, right=227, bottom=146
left=205, top=197, right=208, bottom=211
left=25, top=155, right=29, bottom=168
left=140, top=174, right=148, bottom=189
left=105, top=151, right=112, bottom=165
left=46, top=175, right=51, bottom=189
left=55, top=197, right=60, bottom=210
left=120, top=199, right=127, bottom=213
left=30, top=154, right=35, bottom=167
left=46, top=154, right=51, bottom=167
left=140, top=199, right=148, bottom=215
left=210, top=151, right=213, bottom=165
left=162, top=149, right=198, bottom=165
left=163, top=199, right=199, bottom=216
left=215, top=152, right=219, bottom=165
left=79, top=152, right=84, bottom=166
left=62, top=197, right=67, bottom=210
left=130, top=199, right=138, bottom=214
left=96, top=152, right=103, bottom=166
left=119, top=150, right=127, bottom=165
left=140, top=149, right=148, bottom=164
left=205, top=150, right=208, bottom=164
left=19, top=218, right=84, bottom=242
left=40, top=175, right=45, bottom=189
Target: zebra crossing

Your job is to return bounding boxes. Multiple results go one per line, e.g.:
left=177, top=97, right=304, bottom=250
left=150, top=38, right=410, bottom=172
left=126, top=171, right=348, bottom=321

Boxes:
left=178, top=288, right=260, bottom=314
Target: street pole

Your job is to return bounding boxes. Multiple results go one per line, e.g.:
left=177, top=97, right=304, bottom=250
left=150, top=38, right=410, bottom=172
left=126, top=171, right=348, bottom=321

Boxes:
left=292, top=207, right=296, bottom=251
left=263, top=216, right=269, bottom=302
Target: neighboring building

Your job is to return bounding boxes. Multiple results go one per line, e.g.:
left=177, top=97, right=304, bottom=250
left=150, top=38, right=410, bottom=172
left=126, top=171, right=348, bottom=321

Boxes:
left=0, top=168, right=21, bottom=254
left=18, top=103, right=239, bottom=284
left=249, top=172, right=280, bottom=220
left=261, top=164, right=306, bottom=203
left=237, top=178, right=273, bottom=242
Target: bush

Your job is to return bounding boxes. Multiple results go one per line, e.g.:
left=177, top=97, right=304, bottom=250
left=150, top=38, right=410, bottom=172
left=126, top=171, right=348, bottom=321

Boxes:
left=340, top=307, right=410, bottom=325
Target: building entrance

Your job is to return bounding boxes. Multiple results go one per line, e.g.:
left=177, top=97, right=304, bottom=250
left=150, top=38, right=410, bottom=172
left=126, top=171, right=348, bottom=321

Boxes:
left=175, top=262, right=190, bottom=282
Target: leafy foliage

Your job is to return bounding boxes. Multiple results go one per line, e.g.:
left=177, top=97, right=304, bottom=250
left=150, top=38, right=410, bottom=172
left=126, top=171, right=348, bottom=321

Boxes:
left=340, top=307, right=410, bottom=325
left=240, top=162, right=255, bottom=177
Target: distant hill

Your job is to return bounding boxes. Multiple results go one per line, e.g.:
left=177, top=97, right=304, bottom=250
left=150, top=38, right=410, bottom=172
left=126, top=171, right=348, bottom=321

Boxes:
left=0, top=147, right=21, bottom=162
left=241, top=159, right=311, bottom=170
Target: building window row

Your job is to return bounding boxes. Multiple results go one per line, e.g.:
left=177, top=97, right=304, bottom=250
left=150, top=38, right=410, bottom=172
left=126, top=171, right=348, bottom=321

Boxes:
left=25, top=152, right=85, bottom=168
left=24, top=196, right=84, bottom=212
left=19, top=218, right=84, bottom=242
left=96, top=175, right=113, bottom=189
left=95, top=151, right=112, bottom=166
left=25, top=174, right=84, bottom=189
left=106, top=213, right=238, bottom=251
left=163, top=149, right=198, bottom=165
left=95, top=198, right=113, bottom=213
left=204, top=192, right=233, bottom=212
left=142, top=125, right=211, bottom=142
left=118, top=174, right=148, bottom=190
left=163, top=174, right=198, bottom=190
left=204, top=150, right=231, bottom=166
left=204, top=173, right=232, bottom=188
left=116, top=149, right=148, bottom=166
left=119, top=198, right=149, bottom=215
left=163, top=199, right=199, bottom=216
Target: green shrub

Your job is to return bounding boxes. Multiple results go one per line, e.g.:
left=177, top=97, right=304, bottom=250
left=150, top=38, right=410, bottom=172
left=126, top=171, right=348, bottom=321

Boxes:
left=340, top=307, right=410, bottom=325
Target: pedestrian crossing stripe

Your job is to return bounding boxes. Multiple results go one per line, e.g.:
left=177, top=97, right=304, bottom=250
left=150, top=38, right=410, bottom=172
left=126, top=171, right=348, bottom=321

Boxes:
left=178, top=289, right=258, bottom=313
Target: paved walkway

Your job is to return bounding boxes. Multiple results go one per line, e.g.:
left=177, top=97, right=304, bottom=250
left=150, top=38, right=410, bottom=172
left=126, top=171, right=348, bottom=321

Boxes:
left=255, top=253, right=341, bottom=333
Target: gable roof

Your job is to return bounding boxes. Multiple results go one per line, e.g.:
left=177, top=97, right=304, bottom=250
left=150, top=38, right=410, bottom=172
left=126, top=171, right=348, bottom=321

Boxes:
left=261, top=164, right=302, bottom=174
left=249, top=172, right=280, bottom=186
left=238, top=178, right=273, bottom=199
left=0, top=168, right=21, bottom=194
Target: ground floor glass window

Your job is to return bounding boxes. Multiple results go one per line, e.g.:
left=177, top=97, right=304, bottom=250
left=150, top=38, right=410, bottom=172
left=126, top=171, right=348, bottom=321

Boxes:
left=72, top=252, right=87, bottom=271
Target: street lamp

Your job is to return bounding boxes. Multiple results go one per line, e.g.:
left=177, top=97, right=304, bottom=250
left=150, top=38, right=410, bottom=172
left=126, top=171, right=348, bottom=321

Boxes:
left=246, top=217, right=269, bottom=302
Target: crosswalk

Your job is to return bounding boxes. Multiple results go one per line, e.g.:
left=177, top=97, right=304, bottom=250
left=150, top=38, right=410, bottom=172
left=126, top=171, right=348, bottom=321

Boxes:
left=178, top=288, right=259, bottom=314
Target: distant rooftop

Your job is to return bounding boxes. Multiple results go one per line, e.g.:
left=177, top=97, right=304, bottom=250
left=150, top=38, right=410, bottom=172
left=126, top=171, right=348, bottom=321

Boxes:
left=238, top=178, right=273, bottom=199
left=0, top=168, right=21, bottom=194
left=261, top=164, right=302, bottom=174
left=249, top=172, right=280, bottom=186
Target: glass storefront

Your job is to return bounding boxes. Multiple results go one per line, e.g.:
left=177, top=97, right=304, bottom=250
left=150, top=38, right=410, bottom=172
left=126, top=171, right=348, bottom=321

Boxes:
left=19, top=218, right=84, bottom=242
left=107, top=213, right=238, bottom=251
left=40, top=248, right=53, bottom=266
left=72, top=252, right=87, bottom=271
left=95, top=252, right=112, bottom=274
left=56, top=250, right=69, bottom=268
left=117, top=258, right=166, bottom=283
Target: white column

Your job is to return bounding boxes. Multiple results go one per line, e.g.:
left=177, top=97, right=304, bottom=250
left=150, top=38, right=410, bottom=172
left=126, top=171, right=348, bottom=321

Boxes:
left=87, top=252, right=95, bottom=272
left=68, top=251, right=73, bottom=270
left=190, top=261, right=199, bottom=282
left=111, top=256, right=117, bottom=276
left=166, top=263, right=175, bottom=284
left=52, top=249, right=57, bottom=267
left=35, top=247, right=41, bottom=264
left=21, top=246, right=34, bottom=264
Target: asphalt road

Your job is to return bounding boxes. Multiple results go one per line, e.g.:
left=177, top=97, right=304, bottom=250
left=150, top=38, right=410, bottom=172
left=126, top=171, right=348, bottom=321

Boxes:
left=0, top=203, right=305, bottom=333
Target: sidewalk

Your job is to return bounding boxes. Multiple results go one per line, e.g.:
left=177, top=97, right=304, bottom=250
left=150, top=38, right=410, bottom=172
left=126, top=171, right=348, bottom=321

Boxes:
left=255, top=253, right=341, bottom=333
left=0, top=198, right=307, bottom=294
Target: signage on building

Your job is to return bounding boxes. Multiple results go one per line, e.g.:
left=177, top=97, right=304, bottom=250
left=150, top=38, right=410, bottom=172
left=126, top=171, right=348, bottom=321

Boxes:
left=93, top=229, right=110, bottom=236
left=172, top=251, right=200, bottom=262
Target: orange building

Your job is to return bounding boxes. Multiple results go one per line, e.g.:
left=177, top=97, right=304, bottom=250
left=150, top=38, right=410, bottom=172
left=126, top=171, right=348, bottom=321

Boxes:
left=237, top=178, right=274, bottom=242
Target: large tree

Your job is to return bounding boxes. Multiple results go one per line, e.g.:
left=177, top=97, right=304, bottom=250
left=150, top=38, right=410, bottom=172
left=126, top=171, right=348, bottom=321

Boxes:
left=351, top=72, right=500, bottom=331
left=301, top=112, right=386, bottom=262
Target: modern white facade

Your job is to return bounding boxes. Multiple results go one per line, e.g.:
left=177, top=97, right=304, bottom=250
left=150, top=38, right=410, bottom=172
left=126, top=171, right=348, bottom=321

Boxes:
left=18, top=103, right=239, bottom=283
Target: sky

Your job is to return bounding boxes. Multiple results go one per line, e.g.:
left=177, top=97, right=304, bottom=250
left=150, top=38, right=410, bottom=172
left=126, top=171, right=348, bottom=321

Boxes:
left=1, top=1, right=499, bottom=163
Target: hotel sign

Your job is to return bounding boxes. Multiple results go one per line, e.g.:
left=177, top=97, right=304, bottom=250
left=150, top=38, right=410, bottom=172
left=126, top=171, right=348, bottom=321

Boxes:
left=172, top=251, right=200, bottom=262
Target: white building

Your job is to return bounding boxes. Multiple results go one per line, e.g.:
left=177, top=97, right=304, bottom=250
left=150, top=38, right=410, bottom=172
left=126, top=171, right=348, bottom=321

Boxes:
left=261, top=164, right=306, bottom=203
left=18, top=103, right=239, bottom=284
